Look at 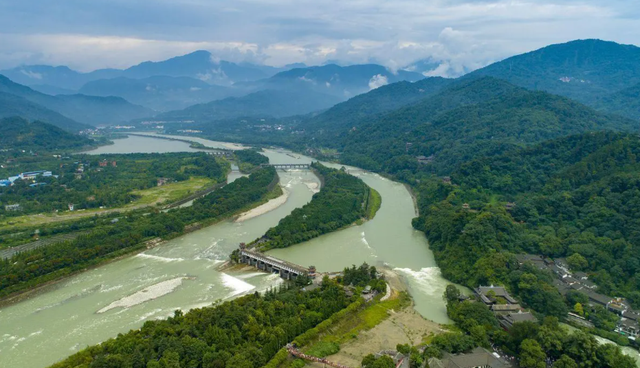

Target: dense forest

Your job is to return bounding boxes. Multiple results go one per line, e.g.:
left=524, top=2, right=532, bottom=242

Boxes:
left=0, top=167, right=278, bottom=298
left=234, top=149, right=268, bottom=173
left=413, top=132, right=640, bottom=310
left=0, top=152, right=228, bottom=216
left=334, top=79, right=635, bottom=175
left=51, top=281, right=355, bottom=368
left=254, top=162, right=378, bottom=251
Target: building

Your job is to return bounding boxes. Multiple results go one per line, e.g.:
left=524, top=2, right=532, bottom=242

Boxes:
left=417, top=155, right=434, bottom=165
left=617, top=319, right=639, bottom=339
left=19, top=170, right=52, bottom=180
left=585, top=290, right=612, bottom=308
left=491, top=304, right=522, bottom=314
left=428, top=347, right=513, bottom=368
left=475, top=286, right=518, bottom=305
left=442, top=176, right=452, bottom=185
left=499, top=312, right=537, bottom=330
left=515, top=254, right=548, bottom=271
left=4, top=204, right=20, bottom=211
left=504, top=202, right=516, bottom=211
left=0, top=179, right=11, bottom=187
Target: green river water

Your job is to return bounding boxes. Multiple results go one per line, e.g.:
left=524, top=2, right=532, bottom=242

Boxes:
left=0, top=134, right=637, bottom=367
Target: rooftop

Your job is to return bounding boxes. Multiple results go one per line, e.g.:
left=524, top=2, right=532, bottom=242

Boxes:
left=475, top=286, right=518, bottom=304
left=431, top=348, right=512, bottom=368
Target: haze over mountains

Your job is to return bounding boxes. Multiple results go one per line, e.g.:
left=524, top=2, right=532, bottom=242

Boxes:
left=1, top=39, right=639, bottom=135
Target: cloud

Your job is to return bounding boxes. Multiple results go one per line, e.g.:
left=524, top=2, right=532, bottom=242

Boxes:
left=0, top=0, right=638, bottom=73
left=368, top=74, right=388, bottom=90
left=20, top=69, right=42, bottom=80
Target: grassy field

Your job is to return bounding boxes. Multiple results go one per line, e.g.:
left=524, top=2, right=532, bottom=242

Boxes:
left=303, top=292, right=411, bottom=355
left=0, top=177, right=217, bottom=231
left=366, top=188, right=382, bottom=220
left=129, top=177, right=216, bottom=206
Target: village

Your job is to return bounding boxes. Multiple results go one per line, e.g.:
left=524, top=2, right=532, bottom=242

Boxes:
left=515, top=254, right=639, bottom=340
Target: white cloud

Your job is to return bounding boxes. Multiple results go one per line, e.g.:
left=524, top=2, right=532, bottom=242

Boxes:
left=19, top=69, right=42, bottom=79
left=368, top=74, right=388, bottom=90
left=0, top=0, right=638, bottom=72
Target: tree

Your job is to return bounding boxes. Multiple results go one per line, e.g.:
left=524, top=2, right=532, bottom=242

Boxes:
left=372, top=355, right=395, bottom=368
left=444, top=284, right=461, bottom=305
left=552, top=355, right=578, bottom=368
left=519, top=339, right=546, bottom=368
left=573, top=303, right=584, bottom=316
left=361, top=354, right=377, bottom=368
left=567, top=253, right=588, bottom=271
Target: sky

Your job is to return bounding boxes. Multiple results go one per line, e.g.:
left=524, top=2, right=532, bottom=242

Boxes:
left=0, top=0, right=639, bottom=76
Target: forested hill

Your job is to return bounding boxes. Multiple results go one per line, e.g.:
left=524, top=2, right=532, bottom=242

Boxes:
left=0, top=117, right=92, bottom=150
left=302, top=76, right=453, bottom=132
left=0, top=92, right=89, bottom=132
left=594, top=81, right=640, bottom=120
left=0, top=74, right=153, bottom=126
left=465, top=39, right=640, bottom=106
left=334, top=78, right=635, bottom=175
left=307, top=77, right=521, bottom=149
left=154, top=89, right=342, bottom=123
left=415, top=131, right=640, bottom=310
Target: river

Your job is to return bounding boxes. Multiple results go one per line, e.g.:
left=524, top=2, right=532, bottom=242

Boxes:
left=1, top=134, right=635, bottom=367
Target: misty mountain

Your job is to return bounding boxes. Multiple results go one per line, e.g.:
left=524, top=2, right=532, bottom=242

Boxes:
left=121, top=51, right=280, bottom=85
left=304, top=76, right=454, bottom=132
left=0, top=51, right=299, bottom=92
left=0, top=75, right=152, bottom=126
left=243, top=64, right=425, bottom=99
left=0, top=65, right=121, bottom=91
left=154, top=89, right=342, bottom=122
left=465, top=39, right=640, bottom=105
left=79, top=76, right=244, bottom=111
left=0, top=92, right=89, bottom=132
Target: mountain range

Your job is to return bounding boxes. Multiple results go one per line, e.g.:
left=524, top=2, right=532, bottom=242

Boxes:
left=0, top=75, right=152, bottom=127
left=0, top=116, right=92, bottom=150
left=466, top=39, right=640, bottom=119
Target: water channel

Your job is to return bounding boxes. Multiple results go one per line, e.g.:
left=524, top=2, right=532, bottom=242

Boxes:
left=0, top=134, right=637, bottom=367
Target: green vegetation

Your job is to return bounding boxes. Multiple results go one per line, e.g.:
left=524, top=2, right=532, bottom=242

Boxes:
left=50, top=281, right=354, bottom=368
left=0, top=74, right=152, bottom=128
left=466, top=39, right=640, bottom=106
left=0, top=93, right=90, bottom=132
left=155, top=89, right=342, bottom=122
left=415, top=132, right=640, bottom=307
left=234, top=149, right=268, bottom=173
left=430, top=285, right=637, bottom=367
left=0, top=152, right=228, bottom=217
left=366, top=188, right=382, bottom=220
left=334, top=78, right=635, bottom=175
left=254, top=162, right=374, bottom=251
left=0, top=167, right=278, bottom=298
left=0, top=116, right=92, bottom=150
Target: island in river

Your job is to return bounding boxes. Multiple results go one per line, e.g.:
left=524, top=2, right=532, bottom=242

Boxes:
left=0, top=134, right=455, bottom=368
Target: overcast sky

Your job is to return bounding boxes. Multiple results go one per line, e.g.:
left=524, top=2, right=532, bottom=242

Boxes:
left=0, top=0, right=639, bottom=75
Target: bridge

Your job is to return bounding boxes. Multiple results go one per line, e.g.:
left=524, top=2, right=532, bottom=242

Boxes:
left=261, top=163, right=311, bottom=170
left=240, top=248, right=314, bottom=280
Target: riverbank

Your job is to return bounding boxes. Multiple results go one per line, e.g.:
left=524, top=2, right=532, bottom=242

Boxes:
left=0, top=170, right=280, bottom=304
left=236, top=186, right=289, bottom=222
left=297, top=269, right=443, bottom=368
